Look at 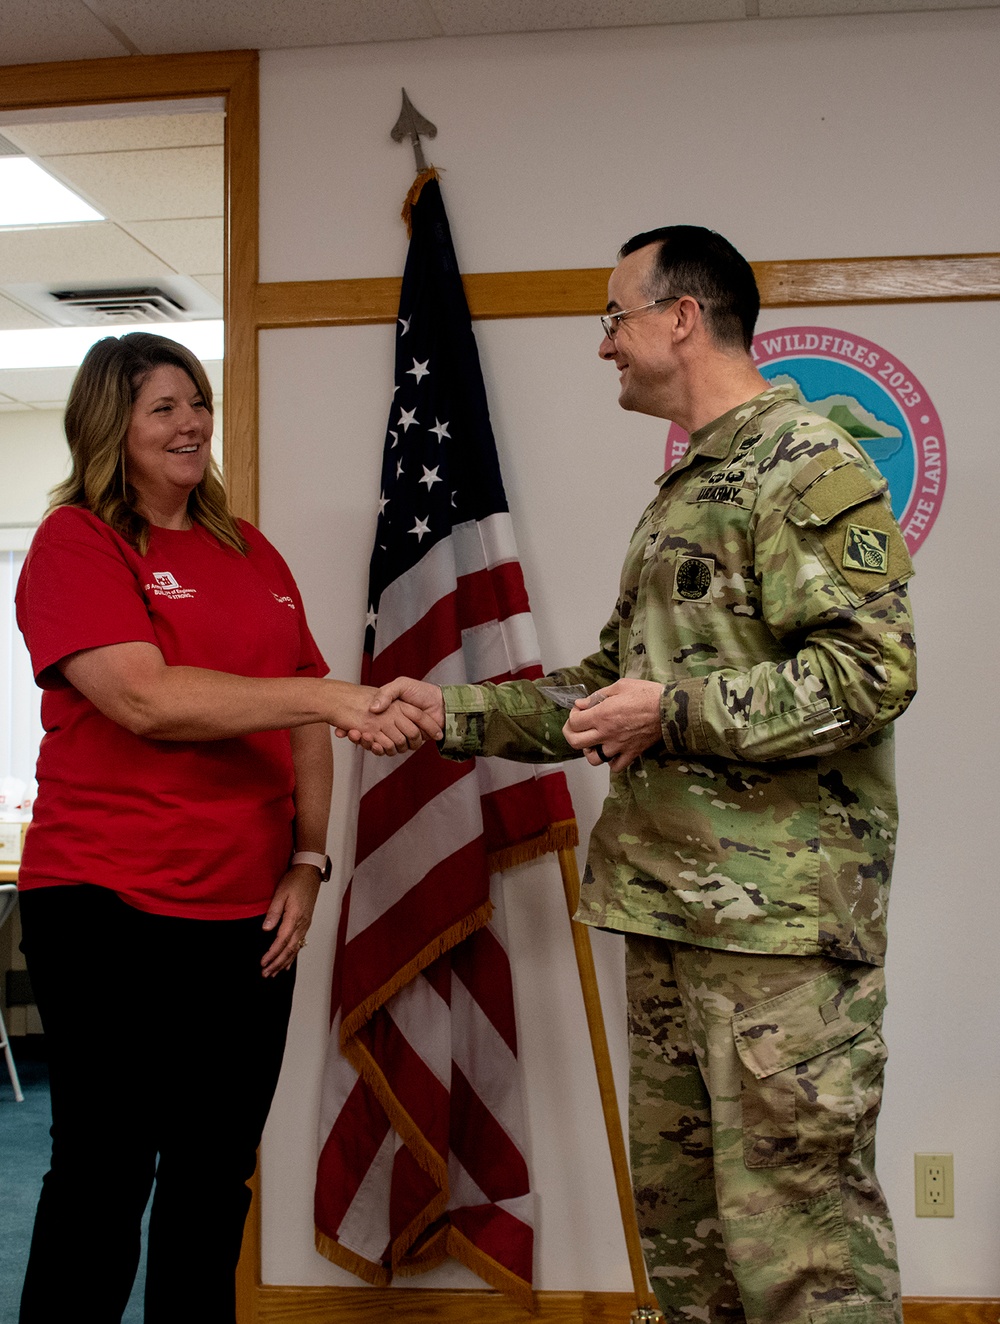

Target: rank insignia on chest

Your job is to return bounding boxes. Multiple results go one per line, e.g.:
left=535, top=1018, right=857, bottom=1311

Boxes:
left=843, top=524, right=889, bottom=574
left=689, top=465, right=754, bottom=508
left=673, top=555, right=715, bottom=602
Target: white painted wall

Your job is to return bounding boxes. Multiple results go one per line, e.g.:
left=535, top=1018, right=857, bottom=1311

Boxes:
left=257, top=10, right=1000, bottom=1299
left=0, top=398, right=223, bottom=535
left=0, top=410, right=69, bottom=530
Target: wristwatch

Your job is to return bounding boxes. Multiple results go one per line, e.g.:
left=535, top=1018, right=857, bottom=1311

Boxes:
left=291, top=851, right=332, bottom=881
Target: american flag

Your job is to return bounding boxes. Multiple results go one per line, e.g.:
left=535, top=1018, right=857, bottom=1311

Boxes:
left=314, top=172, right=576, bottom=1307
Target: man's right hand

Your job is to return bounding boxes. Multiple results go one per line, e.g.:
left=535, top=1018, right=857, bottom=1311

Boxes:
left=337, top=676, right=445, bottom=753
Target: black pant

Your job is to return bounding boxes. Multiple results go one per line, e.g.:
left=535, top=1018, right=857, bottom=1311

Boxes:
left=18, top=884, right=296, bottom=1324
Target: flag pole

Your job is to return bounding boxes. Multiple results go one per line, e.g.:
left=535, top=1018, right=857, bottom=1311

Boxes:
left=557, top=847, right=664, bottom=1323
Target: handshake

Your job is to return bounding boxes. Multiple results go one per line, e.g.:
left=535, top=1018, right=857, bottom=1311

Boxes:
left=336, top=676, right=446, bottom=755
left=336, top=675, right=666, bottom=774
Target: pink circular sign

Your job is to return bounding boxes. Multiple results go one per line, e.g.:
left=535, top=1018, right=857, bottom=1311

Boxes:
left=665, top=325, right=946, bottom=554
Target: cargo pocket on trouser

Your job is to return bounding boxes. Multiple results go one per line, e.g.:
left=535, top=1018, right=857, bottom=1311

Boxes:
left=723, top=964, right=899, bottom=1324
left=733, top=963, right=887, bottom=1170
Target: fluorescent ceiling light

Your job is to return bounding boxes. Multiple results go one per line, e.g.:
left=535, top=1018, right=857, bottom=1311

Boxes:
left=0, top=157, right=104, bottom=227
left=0, top=321, right=224, bottom=370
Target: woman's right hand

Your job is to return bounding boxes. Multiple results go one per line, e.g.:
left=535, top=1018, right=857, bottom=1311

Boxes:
left=332, top=682, right=443, bottom=754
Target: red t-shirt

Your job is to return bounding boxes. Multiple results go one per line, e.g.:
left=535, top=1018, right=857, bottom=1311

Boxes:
left=15, top=507, right=328, bottom=919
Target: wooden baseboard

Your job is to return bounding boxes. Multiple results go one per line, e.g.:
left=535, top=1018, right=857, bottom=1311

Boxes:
left=903, top=1303, right=1000, bottom=1324
left=258, top=1287, right=629, bottom=1321
left=252, top=1286, right=1000, bottom=1323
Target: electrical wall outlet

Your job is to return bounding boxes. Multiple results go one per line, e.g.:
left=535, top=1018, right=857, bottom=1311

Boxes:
left=914, top=1153, right=954, bottom=1217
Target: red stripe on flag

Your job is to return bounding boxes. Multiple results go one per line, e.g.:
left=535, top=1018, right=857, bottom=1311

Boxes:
left=450, top=926, right=518, bottom=1056
left=481, top=777, right=561, bottom=859
left=354, top=741, right=471, bottom=865
left=389, top=1144, right=442, bottom=1248
left=450, top=1067, right=529, bottom=1200
left=369, top=562, right=530, bottom=686
left=356, top=1012, right=450, bottom=1158
left=482, top=775, right=576, bottom=846
left=315, top=1076, right=390, bottom=1231
left=461, top=560, right=530, bottom=623
left=339, top=838, right=489, bottom=1024
left=451, top=1204, right=534, bottom=1284
left=479, top=662, right=546, bottom=686
left=421, top=954, right=452, bottom=1006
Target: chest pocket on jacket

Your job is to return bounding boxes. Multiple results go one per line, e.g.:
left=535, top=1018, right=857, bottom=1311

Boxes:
left=786, top=456, right=914, bottom=606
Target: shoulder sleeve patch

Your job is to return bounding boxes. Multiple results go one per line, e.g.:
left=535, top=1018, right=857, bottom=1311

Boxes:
left=843, top=524, right=889, bottom=574
left=815, top=495, right=916, bottom=603
left=828, top=498, right=914, bottom=599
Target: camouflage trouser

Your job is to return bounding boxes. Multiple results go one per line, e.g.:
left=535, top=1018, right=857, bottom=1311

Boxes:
left=625, top=935, right=901, bottom=1324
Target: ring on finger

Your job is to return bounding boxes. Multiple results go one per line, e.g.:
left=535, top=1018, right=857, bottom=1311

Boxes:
left=594, top=744, right=613, bottom=764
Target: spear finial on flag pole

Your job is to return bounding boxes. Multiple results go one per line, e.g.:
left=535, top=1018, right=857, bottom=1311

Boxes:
left=390, top=88, right=437, bottom=174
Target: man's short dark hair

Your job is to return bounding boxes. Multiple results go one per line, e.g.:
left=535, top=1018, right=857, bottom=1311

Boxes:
left=618, top=225, right=759, bottom=352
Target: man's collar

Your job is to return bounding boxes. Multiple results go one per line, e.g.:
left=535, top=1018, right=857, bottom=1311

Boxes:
left=655, top=384, right=800, bottom=488
left=685, top=383, right=799, bottom=460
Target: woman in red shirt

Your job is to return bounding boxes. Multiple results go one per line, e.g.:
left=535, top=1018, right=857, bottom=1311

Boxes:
left=15, top=332, right=438, bottom=1324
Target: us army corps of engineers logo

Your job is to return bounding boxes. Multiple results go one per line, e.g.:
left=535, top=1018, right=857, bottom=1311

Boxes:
left=666, top=325, right=946, bottom=556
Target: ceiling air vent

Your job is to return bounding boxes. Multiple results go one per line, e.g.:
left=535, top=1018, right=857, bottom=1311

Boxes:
left=51, top=286, right=187, bottom=325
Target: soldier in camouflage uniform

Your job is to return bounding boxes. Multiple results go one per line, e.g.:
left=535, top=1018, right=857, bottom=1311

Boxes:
left=363, top=226, right=917, bottom=1324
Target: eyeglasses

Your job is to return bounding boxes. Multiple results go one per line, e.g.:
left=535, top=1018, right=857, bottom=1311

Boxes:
left=601, top=295, right=680, bottom=339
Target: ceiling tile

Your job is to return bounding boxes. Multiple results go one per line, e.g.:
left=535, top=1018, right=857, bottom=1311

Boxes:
left=2, top=112, right=225, bottom=158
left=2, top=0, right=1000, bottom=69
left=0, top=223, right=175, bottom=285
left=94, top=0, right=442, bottom=52
left=0, top=395, right=32, bottom=411
left=429, top=0, right=743, bottom=34
left=0, top=0, right=129, bottom=66
left=0, top=294, right=50, bottom=331
left=0, top=367, right=79, bottom=405
left=193, top=273, right=224, bottom=302
left=324, top=0, right=444, bottom=42
left=126, top=218, right=223, bottom=274
left=41, top=146, right=224, bottom=222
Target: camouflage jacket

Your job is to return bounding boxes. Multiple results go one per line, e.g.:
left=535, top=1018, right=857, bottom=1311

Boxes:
left=441, top=385, right=917, bottom=963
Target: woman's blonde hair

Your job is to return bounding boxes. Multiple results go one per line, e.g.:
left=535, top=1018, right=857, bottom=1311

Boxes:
left=47, top=331, right=247, bottom=555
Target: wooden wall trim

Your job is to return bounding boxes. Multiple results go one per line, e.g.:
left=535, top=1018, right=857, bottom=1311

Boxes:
left=0, top=48, right=257, bottom=107
left=250, top=1286, right=1000, bottom=1324
left=756, top=253, right=1000, bottom=307
left=219, top=54, right=259, bottom=525
left=253, top=254, right=1000, bottom=331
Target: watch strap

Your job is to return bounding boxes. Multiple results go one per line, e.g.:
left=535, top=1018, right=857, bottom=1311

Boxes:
left=291, top=851, right=331, bottom=880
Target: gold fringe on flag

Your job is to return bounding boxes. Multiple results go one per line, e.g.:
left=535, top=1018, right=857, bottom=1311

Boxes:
left=314, top=1230, right=391, bottom=1288
left=487, top=818, right=579, bottom=875
left=402, top=166, right=440, bottom=237
left=338, top=900, right=492, bottom=1044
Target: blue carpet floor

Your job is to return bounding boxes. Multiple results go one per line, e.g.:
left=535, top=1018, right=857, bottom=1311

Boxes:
left=0, top=1044, right=146, bottom=1323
